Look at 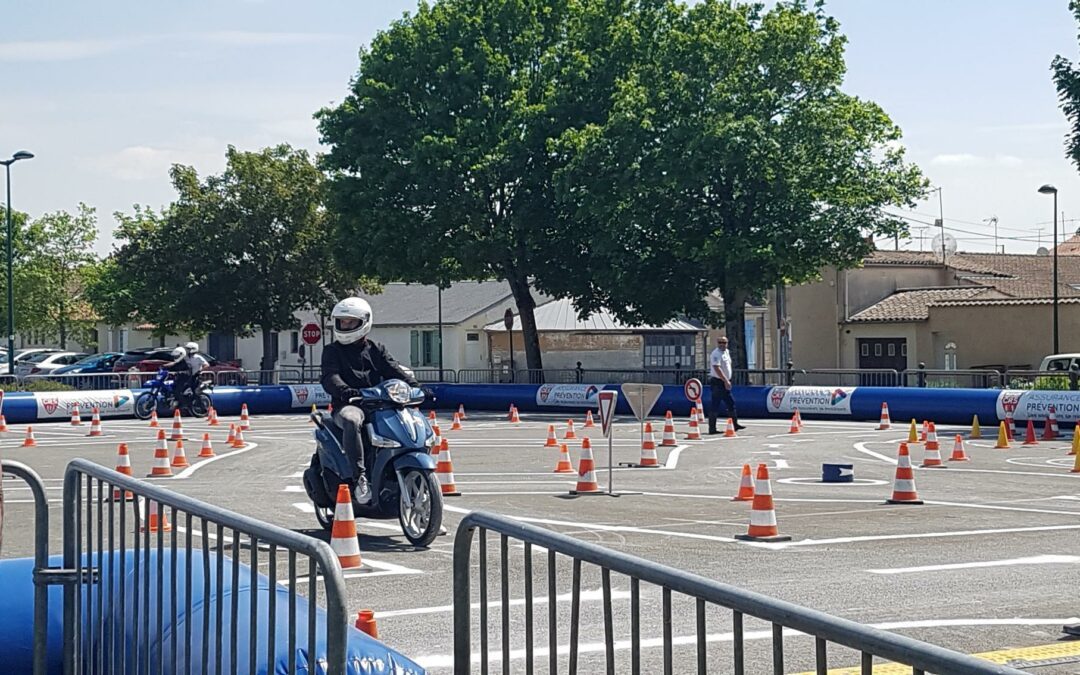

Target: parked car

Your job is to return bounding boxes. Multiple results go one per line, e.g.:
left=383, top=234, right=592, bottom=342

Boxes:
left=17, top=351, right=90, bottom=381
left=13, top=348, right=62, bottom=365
left=112, top=347, right=247, bottom=385
left=52, top=352, right=123, bottom=389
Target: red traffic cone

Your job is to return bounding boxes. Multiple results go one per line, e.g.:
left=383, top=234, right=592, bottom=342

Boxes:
left=207, top=406, right=220, bottom=426
left=435, top=439, right=461, bottom=496
left=570, top=438, right=601, bottom=494
left=685, top=414, right=702, bottom=441
left=794, top=408, right=804, bottom=430
left=112, top=443, right=135, bottom=501
left=584, top=410, right=596, bottom=428
left=724, top=418, right=738, bottom=438
left=641, top=422, right=656, bottom=450
left=553, top=443, right=575, bottom=473
left=87, top=408, right=103, bottom=437
left=171, top=439, right=190, bottom=469
left=878, top=402, right=892, bottom=430
left=660, top=416, right=677, bottom=447
left=0, top=414, right=9, bottom=433
left=544, top=424, right=559, bottom=448
left=148, top=409, right=159, bottom=428
left=735, top=464, right=790, bottom=542
left=509, top=406, right=521, bottom=424
left=231, top=427, right=246, bottom=449
left=457, top=403, right=467, bottom=420
left=886, top=443, right=923, bottom=504
left=732, top=463, right=755, bottom=502
left=21, top=426, right=36, bottom=447
left=788, top=414, right=800, bottom=434
left=198, top=433, right=216, bottom=458
left=355, top=609, right=379, bottom=638
left=1023, top=419, right=1038, bottom=446
left=169, top=409, right=184, bottom=441
left=639, top=426, right=660, bottom=468
left=141, top=499, right=172, bottom=533
left=921, top=423, right=945, bottom=468
left=330, top=484, right=362, bottom=569
left=450, top=412, right=463, bottom=431
left=564, top=419, right=577, bottom=440
left=225, top=423, right=236, bottom=447
left=948, top=434, right=970, bottom=461
left=240, top=403, right=251, bottom=430
left=147, top=430, right=172, bottom=477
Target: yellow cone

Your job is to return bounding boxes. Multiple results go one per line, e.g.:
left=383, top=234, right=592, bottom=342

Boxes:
left=908, top=419, right=918, bottom=444
left=1072, top=449, right=1080, bottom=473
left=994, top=421, right=1010, bottom=449
left=970, top=415, right=981, bottom=439
left=1071, top=432, right=1079, bottom=457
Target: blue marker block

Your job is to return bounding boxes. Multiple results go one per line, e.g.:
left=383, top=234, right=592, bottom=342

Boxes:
left=822, top=463, right=854, bottom=483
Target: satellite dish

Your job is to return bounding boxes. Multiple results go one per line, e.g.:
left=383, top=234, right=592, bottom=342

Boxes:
left=931, top=232, right=958, bottom=257
left=1037, top=246, right=1050, bottom=256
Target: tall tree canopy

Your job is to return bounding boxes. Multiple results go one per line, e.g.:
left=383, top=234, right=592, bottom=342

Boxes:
left=90, top=145, right=350, bottom=370
left=1054, top=0, right=1080, bottom=171
left=317, top=0, right=650, bottom=373
left=553, top=0, right=925, bottom=368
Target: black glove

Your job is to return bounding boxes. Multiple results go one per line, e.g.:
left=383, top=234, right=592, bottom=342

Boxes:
left=421, top=386, right=436, bottom=402
left=342, top=388, right=362, bottom=402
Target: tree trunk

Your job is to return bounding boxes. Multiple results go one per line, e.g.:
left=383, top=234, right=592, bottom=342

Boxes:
left=720, top=287, right=750, bottom=381
left=259, top=327, right=277, bottom=385
left=506, top=271, right=543, bottom=382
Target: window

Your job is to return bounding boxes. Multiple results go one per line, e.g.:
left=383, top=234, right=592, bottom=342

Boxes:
left=901, top=343, right=907, bottom=357
left=410, top=329, right=442, bottom=367
left=208, top=332, right=236, bottom=362
left=887, top=344, right=895, bottom=357
left=467, top=333, right=480, bottom=342
left=874, top=344, right=882, bottom=357
left=290, top=331, right=299, bottom=354
left=643, top=334, right=695, bottom=369
left=861, top=344, right=869, bottom=357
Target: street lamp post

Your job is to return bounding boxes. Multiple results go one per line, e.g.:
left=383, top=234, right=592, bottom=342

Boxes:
left=1, top=151, right=34, bottom=375
left=1038, top=184, right=1059, bottom=354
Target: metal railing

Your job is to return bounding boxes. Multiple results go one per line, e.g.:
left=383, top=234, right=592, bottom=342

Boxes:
left=901, top=368, right=1003, bottom=389
left=452, top=511, right=1025, bottom=675
left=62, top=459, right=349, bottom=674
left=2, top=460, right=52, bottom=674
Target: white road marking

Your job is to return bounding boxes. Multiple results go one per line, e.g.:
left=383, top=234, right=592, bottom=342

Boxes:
left=759, top=523, right=1080, bottom=550
left=868, top=554, right=1080, bottom=575
left=377, top=587, right=630, bottom=619
left=413, top=617, right=1080, bottom=668
left=172, top=442, right=260, bottom=479
left=281, top=558, right=424, bottom=585
left=853, top=441, right=898, bottom=464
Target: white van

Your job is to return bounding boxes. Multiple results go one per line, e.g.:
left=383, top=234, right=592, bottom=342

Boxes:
left=1038, top=354, right=1080, bottom=372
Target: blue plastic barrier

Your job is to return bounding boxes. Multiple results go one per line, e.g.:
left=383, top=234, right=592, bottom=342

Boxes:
left=0, top=552, right=424, bottom=674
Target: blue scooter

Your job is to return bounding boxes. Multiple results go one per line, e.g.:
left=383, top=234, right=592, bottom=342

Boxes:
left=303, top=379, right=443, bottom=547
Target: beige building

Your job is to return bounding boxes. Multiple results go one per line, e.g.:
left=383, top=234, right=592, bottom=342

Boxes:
left=787, top=248, right=1080, bottom=372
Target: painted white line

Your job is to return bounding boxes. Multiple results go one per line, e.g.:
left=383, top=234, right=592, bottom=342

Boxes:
left=853, top=441, right=898, bottom=465
left=868, top=554, right=1080, bottom=575
left=173, top=442, right=259, bottom=479
left=378, top=587, right=630, bottom=619
left=762, top=524, right=1080, bottom=550
left=664, top=445, right=688, bottom=469
left=413, top=617, right=1080, bottom=669
left=289, top=502, right=408, bottom=534
left=773, top=459, right=790, bottom=470
left=280, top=559, right=424, bottom=585
left=923, top=500, right=1080, bottom=517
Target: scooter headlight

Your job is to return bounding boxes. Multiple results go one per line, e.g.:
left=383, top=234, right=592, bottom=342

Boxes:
left=386, top=380, right=411, bottom=404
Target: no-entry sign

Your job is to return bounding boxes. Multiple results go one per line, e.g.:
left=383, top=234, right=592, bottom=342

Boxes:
left=684, top=378, right=702, bottom=403
left=302, top=323, right=322, bottom=345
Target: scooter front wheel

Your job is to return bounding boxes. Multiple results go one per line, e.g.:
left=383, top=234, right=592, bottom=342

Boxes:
left=399, top=469, right=443, bottom=547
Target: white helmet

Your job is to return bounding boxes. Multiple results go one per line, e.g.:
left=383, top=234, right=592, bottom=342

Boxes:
left=185, top=342, right=198, bottom=355
left=171, top=347, right=185, bottom=359
left=331, top=297, right=373, bottom=345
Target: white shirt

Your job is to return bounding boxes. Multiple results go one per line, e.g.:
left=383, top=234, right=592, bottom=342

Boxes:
left=186, top=353, right=209, bottom=376
left=710, top=347, right=732, bottom=381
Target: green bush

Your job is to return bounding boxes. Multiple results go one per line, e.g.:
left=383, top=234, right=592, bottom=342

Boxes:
left=0, top=379, right=75, bottom=392
left=1033, top=375, right=1071, bottom=391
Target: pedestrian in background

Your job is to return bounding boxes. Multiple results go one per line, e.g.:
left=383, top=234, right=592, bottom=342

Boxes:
left=708, top=336, right=744, bottom=434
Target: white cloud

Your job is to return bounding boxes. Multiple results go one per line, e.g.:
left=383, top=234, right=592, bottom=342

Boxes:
left=94, top=143, right=225, bottom=182
left=192, top=31, right=340, bottom=47
left=930, top=153, right=1024, bottom=167
left=0, top=31, right=340, bottom=62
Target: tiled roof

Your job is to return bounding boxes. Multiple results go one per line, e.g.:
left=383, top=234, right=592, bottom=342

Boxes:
left=931, top=296, right=1080, bottom=308
left=484, top=297, right=703, bottom=332
left=1056, top=232, right=1080, bottom=255
left=846, top=287, right=992, bottom=323
left=865, top=250, right=1080, bottom=298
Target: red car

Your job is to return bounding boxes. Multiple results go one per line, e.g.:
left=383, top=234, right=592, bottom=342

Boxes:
left=112, top=348, right=248, bottom=386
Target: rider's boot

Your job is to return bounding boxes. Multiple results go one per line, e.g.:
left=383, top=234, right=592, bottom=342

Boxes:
left=353, top=472, right=373, bottom=506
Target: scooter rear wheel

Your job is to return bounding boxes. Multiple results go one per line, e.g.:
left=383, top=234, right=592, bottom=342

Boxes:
left=399, top=469, right=443, bottom=547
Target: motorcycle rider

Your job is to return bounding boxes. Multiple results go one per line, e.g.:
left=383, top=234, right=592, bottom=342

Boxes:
left=165, top=342, right=209, bottom=408
left=321, top=297, right=422, bottom=505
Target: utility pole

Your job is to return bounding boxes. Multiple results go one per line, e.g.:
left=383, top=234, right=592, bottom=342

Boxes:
left=984, top=216, right=998, bottom=254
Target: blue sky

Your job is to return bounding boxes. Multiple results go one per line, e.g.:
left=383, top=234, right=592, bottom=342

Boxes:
left=3, top=0, right=1080, bottom=255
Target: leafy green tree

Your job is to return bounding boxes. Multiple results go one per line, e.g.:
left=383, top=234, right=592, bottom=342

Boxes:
left=93, top=146, right=351, bottom=371
left=1054, top=1, right=1080, bottom=171
left=552, top=0, right=925, bottom=369
left=318, top=0, right=650, bottom=374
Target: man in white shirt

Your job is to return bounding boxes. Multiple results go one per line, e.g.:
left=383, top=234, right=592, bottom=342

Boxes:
left=708, top=336, right=744, bottom=433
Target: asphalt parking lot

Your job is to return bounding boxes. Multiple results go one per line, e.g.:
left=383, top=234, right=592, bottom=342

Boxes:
left=5, top=407, right=1080, bottom=673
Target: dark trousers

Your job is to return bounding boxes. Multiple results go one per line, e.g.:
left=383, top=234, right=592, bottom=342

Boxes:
left=333, top=406, right=367, bottom=475
left=708, top=376, right=738, bottom=431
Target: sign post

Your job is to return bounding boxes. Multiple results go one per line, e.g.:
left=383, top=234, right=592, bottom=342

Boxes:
left=684, top=378, right=702, bottom=410
left=504, top=309, right=515, bottom=382
left=598, top=390, right=618, bottom=494
left=620, top=383, right=664, bottom=479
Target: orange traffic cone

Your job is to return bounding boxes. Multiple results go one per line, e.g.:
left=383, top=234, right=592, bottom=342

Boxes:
left=208, top=406, right=220, bottom=427
left=112, top=443, right=134, bottom=501
left=570, top=437, right=601, bottom=494
left=685, top=414, right=703, bottom=440
left=948, top=434, right=970, bottom=461
left=794, top=408, right=804, bottom=431
left=428, top=410, right=437, bottom=423
left=509, top=406, right=521, bottom=424
left=146, top=431, right=172, bottom=477
left=994, top=421, right=1011, bottom=449
left=1023, top=419, right=1038, bottom=446
left=1005, top=414, right=1015, bottom=442
left=355, top=610, right=379, bottom=638
left=564, top=419, right=577, bottom=440
left=70, top=404, right=82, bottom=426
left=435, top=439, right=461, bottom=496
left=329, top=484, right=361, bottom=569
left=431, top=424, right=442, bottom=454
left=169, top=410, right=184, bottom=441
left=724, top=418, right=737, bottom=438
left=1046, top=406, right=1060, bottom=440
left=149, top=409, right=159, bottom=428
left=921, top=423, right=945, bottom=468
left=87, top=408, right=103, bottom=437
left=732, top=463, right=755, bottom=502
left=584, top=410, right=596, bottom=428
left=886, top=443, right=923, bottom=504
left=920, top=420, right=928, bottom=443
left=240, top=403, right=251, bottom=430
left=171, top=439, right=190, bottom=469
left=141, top=499, right=172, bottom=533
left=878, top=402, right=891, bottom=430
left=21, top=426, right=36, bottom=447
left=457, top=403, right=467, bottom=420
left=225, top=423, right=236, bottom=447
left=641, top=422, right=656, bottom=450
left=660, top=416, right=677, bottom=447
left=0, top=415, right=9, bottom=432
left=198, top=433, right=215, bottom=458
left=553, top=443, right=575, bottom=473
left=788, top=414, right=800, bottom=434
left=506, top=405, right=514, bottom=421
left=231, top=427, right=246, bottom=449
left=451, top=412, right=463, bottom=431
left=735, top=465, right=790, bottom=542
left=544, top=424, right=559, bottom=448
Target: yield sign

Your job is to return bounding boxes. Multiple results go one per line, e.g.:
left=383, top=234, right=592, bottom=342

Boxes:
left=598, top=390, right=618, bottom=438
left=621, top=383, right=663, bottom=423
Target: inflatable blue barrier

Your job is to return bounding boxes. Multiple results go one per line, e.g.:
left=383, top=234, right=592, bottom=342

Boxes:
left=5, top=380, right=1078, bottom=428
left=0, top=552, right=423, bottom=675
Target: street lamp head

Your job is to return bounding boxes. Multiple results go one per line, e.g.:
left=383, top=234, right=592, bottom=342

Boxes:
left=1038, top=184, right=1058, bottom=195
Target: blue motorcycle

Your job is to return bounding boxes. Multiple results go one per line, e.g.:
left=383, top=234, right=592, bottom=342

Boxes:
left=133, top=368, right=213, bottom=420
left=303, top=379, right=443, bottom=547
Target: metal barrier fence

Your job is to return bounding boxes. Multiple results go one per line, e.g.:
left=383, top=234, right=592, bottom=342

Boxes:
left=61, top=459, right=349, bottom=674
left=2, top=460, right=52, bottom=674
left=452, top=511, right=1026, bottom=675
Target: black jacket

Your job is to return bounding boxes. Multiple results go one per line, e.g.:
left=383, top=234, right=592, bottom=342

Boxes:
left=320, top=339, right=420, bottom=410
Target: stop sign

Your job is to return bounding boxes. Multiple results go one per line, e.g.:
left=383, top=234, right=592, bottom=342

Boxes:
left=302, top=322, right=322, bottom=345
